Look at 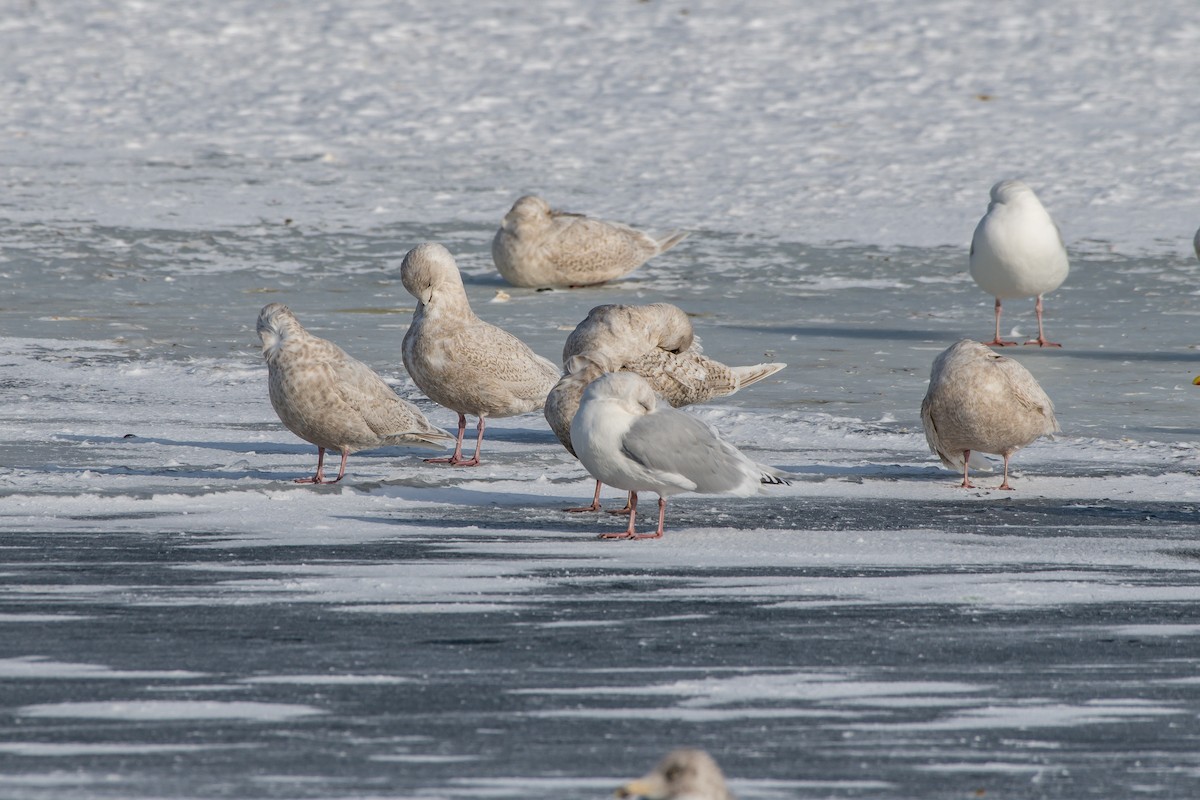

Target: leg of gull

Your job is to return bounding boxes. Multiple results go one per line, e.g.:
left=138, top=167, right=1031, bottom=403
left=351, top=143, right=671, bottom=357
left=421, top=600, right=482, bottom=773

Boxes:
left=606, top=492, right=634, bottom=516
left=984, top=297, right=1017, bottom=347
left=451, top=416, right=485, bottom=467
left=959, top=450, right=975, bottom=489
left=600, top=491, right=639, bottom=540
left=425, top=413, right=468, bottom=464
left=330, top=449, right=350, bottom=483
left=997, top=453, right=1015, bottom=490
left=1024, top=295, right=1062, bottom=348
left=295, top=447, right=327, bottom=484
left=564, top=480, right=604, bottom=513
left=632, top=495, right=666, bottom=540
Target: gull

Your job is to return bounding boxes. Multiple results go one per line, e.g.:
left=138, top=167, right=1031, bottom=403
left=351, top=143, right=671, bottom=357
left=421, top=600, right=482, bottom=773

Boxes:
left=570, top=372, right=788, bottom=539
left=969, top=179, right=1069, bottom=347
left=616, top=749, right=734, bottom=800
left=920, top=339, right=1059, bottom=490
left=401, top=242, right=560, bottom=466
left=491, top=194, right=687, bottom=288
left=256, top=303, right=453, bottom=484
left=546, top=303, right=785, bottom=511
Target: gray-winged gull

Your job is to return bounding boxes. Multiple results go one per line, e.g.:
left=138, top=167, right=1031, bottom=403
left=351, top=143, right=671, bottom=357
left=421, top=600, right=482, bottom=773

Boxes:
left=969, top=179, right=1069, bottom=347
left=548, top=303, right=785, bottom=512
left=570, top=372, right=788, bottom=539
left=401, top=242, right=560, bottom=466
left=256, top=303, right=453, bottom=484
left=920, top=339, right=1059, bottom=490
left=491, top=194, right=687, bottom=289
left=616, top=749, right=734, bottom=800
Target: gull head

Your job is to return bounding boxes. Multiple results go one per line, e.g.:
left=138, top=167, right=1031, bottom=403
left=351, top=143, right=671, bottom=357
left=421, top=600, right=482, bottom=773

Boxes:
left=256, top=302, right=300, bottom=357
left=989, top=178, right=1035, bottom=206
left=401, top=242, right=465, bottom=306
left=582, top=371, right=659, bottom=417
left=502, top=194, right=552, bottom=231
left=615, top=749, right=732, bottom=800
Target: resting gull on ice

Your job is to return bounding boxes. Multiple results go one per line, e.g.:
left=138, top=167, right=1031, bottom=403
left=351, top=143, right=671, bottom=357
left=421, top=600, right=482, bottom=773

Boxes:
left=969, top=179, right=1069, bottom=347
left=401, top=242, right=560, bottom=466
left=491, top=194, right=688, bottom=288
left=616, top=749, right=734, bottom=800
left=920, top=339, right=1059, bottom=490
left=570, top=372, right=788, bottom=539
left=547, top=303, right=785, bottom=511
left=256, top=303, right=453, bottom=484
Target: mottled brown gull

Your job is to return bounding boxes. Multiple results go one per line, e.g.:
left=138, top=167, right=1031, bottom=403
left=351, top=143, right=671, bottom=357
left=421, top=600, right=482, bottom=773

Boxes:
left=571, top=372, right=788, bottom=539
left=920, top=339, right=1059, bottom=490
left=401, top=242, right=560, bottom=467
left=616, top=748, right=734, bottom=800
left=546, top=303, right=786, bottom=511
left=491, top=194, right=688, bottom=288
left=970, top=179, right=1070, bottom=347
left=256, top=303, right=453, bottom=484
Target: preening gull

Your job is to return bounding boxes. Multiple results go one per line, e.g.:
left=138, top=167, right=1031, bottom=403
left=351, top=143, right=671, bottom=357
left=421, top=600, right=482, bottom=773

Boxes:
left=546, top=303, right=785, bottom=511
left=920, top=339, right=1059, bottom=490
left=491, top=194, right=688, bottom=288
left=969, top=179, right=1069, bottom=347
left=400, top=242, right=560, bottom=466
left=570, top=372, right=788, bottom=539
left=256, top=303, right=453, bottom=484
left=616, top=749, right=734, bottom=800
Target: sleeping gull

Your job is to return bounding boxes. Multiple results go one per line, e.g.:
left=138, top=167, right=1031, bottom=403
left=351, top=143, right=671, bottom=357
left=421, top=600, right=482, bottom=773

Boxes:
left=401, top=242, right=560, bottom=466
left=969, top=179, right=1069, bottom=347
left=616, top=749, right=734, bottom=800
left=491, top=194, right=688, bottom=288
left=920, top=339, right=1059, bottom=490
left=570, top=372, right=788, bottom=539
left=256, top=303, right=453, bottom=484
left=547, top=303, right=785, bottom=511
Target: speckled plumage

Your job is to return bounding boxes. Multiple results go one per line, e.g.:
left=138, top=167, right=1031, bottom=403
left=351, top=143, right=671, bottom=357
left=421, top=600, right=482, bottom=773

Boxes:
left=401, top=242, right=560, bottom=466
left=256, top=303, right=452, bottom=484
left=491, top=194, right=688, bottom=288
left=970, top=179, right=1070, bottom=347
left=617, top=749, right=735, bottom=800
left=920, top=339, right=1059, bottom=490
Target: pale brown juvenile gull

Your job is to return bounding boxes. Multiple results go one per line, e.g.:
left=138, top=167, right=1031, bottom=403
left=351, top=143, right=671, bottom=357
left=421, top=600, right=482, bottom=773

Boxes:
left=547, top=303, right=785, bottom=511
left=400, top=242, right=560, bottom=466
left=969, top=179, right=1070, bottom=347
left=491, top=194, right=688, bottom=288
left=571, top=372, right=789, bottom=539
left=920, top=339, right=1059, bottom=490
left=256, top=303, right=453, bottom=484
left=616, top=749, right=734, bottom=800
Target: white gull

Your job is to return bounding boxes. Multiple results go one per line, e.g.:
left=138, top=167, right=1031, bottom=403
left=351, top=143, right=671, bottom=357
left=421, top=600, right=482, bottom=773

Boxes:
left=256, top=303, right=452, bottom=484
left=616, top=749, right=734, bottom=800
left=969, top=179, right=1069, bottom=347
left=400, top=242, right=560, bottom=466
left=570, top=371, right=788, bottom=539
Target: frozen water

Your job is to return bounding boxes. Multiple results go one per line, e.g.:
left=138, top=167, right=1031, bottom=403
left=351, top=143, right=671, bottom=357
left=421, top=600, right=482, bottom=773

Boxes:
left=2, top=1, right=1200, bottom=798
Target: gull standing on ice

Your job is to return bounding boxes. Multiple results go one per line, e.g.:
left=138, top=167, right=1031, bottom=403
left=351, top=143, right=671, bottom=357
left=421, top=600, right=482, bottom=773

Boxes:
left=546, top=303, right=785, bottom=511
left=616, top=749, right=734, bottom=800
left=570, top=372, right=788, bottom=539
left=920, top=339, right=1059, bottom=490
left=256, top=303, right=453, bottom=484
left=401, top=242, right=560, bottom=466
left=491, top=194, right=688, bottom=288
left=969, top=179, right=1069, bottom=347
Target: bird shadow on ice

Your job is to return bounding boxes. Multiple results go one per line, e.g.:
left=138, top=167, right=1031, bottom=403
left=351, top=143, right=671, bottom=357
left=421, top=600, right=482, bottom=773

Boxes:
left=56, top=433, right=310, bottom=455
left=724, top=323, right=946, bottom=342
left=781, top=463, right=962, bottom=481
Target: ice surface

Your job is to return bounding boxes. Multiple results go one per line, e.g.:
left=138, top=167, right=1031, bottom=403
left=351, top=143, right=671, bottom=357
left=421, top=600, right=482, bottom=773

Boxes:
left=2, top=1, right=1200, bottom=799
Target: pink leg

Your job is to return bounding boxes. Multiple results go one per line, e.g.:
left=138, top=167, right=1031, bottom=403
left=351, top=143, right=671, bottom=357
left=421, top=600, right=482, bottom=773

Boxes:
left=294, top=447, right=328, bottom=484
left=983, top=297, right=1017, bottom=347
left=564, top=480, right=604, bottom=513
left=958, top=450, right=975, bottom=489
left=997, top=454, right=1015, bottom=490
left=330, top=449, right=349, bottom=483
left=599, top=492, right=639, bottom=540
left=632, top=496, right=666, bottom=540
left=1024, top=295, right=1062, bottom=347
left=450, top=416, right=485, bottom=467
left=425, top=413, right=468, bottom=464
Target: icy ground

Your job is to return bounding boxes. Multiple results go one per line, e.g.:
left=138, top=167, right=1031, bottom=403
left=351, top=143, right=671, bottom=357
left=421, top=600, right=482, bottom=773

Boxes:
left=2, top=1, right=1200, bottom=798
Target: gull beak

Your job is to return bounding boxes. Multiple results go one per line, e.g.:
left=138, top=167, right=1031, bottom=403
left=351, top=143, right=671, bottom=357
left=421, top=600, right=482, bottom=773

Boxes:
left=615, top=778, right=661, bottom=799
left=1193, top=376, right=1200, bottom=385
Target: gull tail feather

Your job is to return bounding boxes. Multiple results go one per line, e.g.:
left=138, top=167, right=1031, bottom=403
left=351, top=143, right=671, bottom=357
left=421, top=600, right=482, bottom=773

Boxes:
left=654, top=230, right=689, bottom=254
left=731, top=362, right=787, bottom=391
